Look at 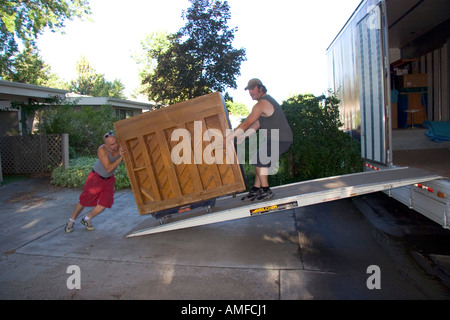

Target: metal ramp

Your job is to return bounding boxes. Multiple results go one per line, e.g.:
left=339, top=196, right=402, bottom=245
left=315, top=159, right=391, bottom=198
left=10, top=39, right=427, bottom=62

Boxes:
left=127, top=167, right=441, bottom=237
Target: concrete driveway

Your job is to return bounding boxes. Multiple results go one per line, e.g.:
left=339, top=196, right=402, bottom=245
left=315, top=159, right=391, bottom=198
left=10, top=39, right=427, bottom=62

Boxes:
left=0, top=176, right=448, bottom=300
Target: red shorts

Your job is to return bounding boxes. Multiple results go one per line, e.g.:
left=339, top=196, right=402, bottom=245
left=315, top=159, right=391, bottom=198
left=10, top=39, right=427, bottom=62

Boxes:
left=79, top=171, right=116, bottom=208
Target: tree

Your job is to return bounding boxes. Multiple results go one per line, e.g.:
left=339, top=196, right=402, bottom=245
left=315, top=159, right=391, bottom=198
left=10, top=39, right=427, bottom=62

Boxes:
left=141, top=0, right=246, bottom=105
left=132, top=30, right=171, bottom=101
left=0, top=0, right=91, bottom=77
left=225, top=100, right=249, bottom=117
left=69, top=56, right=126, bottom=99
left=2, top=43, right=68, bottom=89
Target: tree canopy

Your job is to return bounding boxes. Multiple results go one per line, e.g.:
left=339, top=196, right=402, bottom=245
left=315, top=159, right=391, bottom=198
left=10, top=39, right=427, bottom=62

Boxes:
left=1, top=43, right=66, bottom=88
left=69, top=56, right=126, bottom=99
left=140, top=0, right=246, bottom=105
left=0, top=0, right=91, bottom=76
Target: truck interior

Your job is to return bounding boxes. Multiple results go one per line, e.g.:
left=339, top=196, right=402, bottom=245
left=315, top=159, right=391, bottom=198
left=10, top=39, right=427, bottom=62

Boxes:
left=386, top=0, right=450, bottom=178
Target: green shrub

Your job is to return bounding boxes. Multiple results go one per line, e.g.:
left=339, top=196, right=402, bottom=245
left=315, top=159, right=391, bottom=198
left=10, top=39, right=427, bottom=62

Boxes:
left=51, top=157, right=95, bottom=188
left=51, top=157, right=130, bottom=190
left=37, top=104, right=119, bottom=157
left=280, top=92, right=362, bottom=183
left=240, top=92, right=362, bottom=190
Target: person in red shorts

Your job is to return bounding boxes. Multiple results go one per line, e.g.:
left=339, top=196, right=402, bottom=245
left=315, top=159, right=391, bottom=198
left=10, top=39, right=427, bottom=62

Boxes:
left=65, top=132, right=125, bottom=233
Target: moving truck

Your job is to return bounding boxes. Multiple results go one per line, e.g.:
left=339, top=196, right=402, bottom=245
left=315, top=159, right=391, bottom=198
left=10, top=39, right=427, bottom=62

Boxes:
left=124, top=0, right=450, bottom=237
left=326, top=0, right=450, bottom=229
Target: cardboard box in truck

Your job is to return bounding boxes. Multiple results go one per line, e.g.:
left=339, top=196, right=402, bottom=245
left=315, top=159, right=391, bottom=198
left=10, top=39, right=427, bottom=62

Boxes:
left=399, top=73, right=427, bottom=88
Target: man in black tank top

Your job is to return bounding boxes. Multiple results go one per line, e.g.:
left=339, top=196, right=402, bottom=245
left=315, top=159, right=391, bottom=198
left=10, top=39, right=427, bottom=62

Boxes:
left=225, top=79, right=293, bottom=201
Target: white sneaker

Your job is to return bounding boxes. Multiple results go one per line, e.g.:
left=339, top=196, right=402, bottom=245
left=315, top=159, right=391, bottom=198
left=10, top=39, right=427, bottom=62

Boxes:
left=65, top=219, right=74, bottom=233
left=81, top=217, right=95, bottom=231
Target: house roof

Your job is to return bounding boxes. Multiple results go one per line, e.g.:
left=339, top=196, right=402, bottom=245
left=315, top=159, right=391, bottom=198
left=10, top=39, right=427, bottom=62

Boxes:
left=65, top=95, right=154, bottom=110
left=0, top=80, right=154, bottom=110
left=0, top=79, right=68, bottom=102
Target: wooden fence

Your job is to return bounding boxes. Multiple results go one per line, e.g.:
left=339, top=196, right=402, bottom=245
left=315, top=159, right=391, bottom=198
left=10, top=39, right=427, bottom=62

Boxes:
left=0, top=134, right=68, bottom=175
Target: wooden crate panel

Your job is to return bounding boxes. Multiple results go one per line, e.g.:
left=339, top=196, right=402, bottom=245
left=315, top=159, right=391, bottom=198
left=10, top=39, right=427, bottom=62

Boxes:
left=114, top=93, right=246, bottom=215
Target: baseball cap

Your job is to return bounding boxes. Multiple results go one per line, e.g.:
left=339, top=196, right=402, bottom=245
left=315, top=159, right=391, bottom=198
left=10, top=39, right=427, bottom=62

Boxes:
left=245, top=78, right=263, bottom=90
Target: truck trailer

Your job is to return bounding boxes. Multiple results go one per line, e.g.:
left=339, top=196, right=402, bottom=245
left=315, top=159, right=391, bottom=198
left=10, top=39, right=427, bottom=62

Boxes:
left=326, top=0, right=450, bottom=229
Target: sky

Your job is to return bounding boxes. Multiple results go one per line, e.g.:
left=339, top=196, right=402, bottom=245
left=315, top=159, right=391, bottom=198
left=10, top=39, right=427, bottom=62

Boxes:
left=36, top=0, right=362, bottom=108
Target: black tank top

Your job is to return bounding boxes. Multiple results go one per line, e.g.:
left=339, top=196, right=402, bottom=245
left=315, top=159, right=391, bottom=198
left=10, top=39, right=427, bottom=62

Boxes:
left=258, top=95, right=293, bottom=142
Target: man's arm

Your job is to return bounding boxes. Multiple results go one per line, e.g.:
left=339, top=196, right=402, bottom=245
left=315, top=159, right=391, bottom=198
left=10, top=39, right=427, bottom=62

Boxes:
left=226, top=99, right=270, bottom=143
left=236, top=120, right=260, bottom=144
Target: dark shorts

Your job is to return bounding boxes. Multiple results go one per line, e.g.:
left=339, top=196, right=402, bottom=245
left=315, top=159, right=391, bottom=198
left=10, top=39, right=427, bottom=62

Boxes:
left=252, top=140, right=292, bottom=168
left=79, top=171, right=115, bottom=208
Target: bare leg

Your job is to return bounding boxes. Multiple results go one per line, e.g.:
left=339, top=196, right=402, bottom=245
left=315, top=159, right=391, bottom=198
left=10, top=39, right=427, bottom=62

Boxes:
left=86, top=205, right=106, bottom=219
left=254, top=169, right=261, bottom=188
left=70, top=202, right=84, bottom=220
left=70, top=203, right=105, bottom=220
left=255, top=166, right=269, bottom=188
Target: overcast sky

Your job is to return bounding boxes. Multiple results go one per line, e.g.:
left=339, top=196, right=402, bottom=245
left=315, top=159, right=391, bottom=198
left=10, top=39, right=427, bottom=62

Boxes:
left=36, top=0, right=362, bottom=107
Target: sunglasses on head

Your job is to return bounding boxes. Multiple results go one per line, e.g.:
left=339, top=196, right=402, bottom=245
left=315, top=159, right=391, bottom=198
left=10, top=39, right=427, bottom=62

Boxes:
left=104, top=131, right=115, bottom=138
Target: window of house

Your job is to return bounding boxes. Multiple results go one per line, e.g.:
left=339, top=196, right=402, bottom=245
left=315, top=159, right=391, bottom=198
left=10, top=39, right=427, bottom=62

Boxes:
left=116, top=109, right=133, bottom=119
